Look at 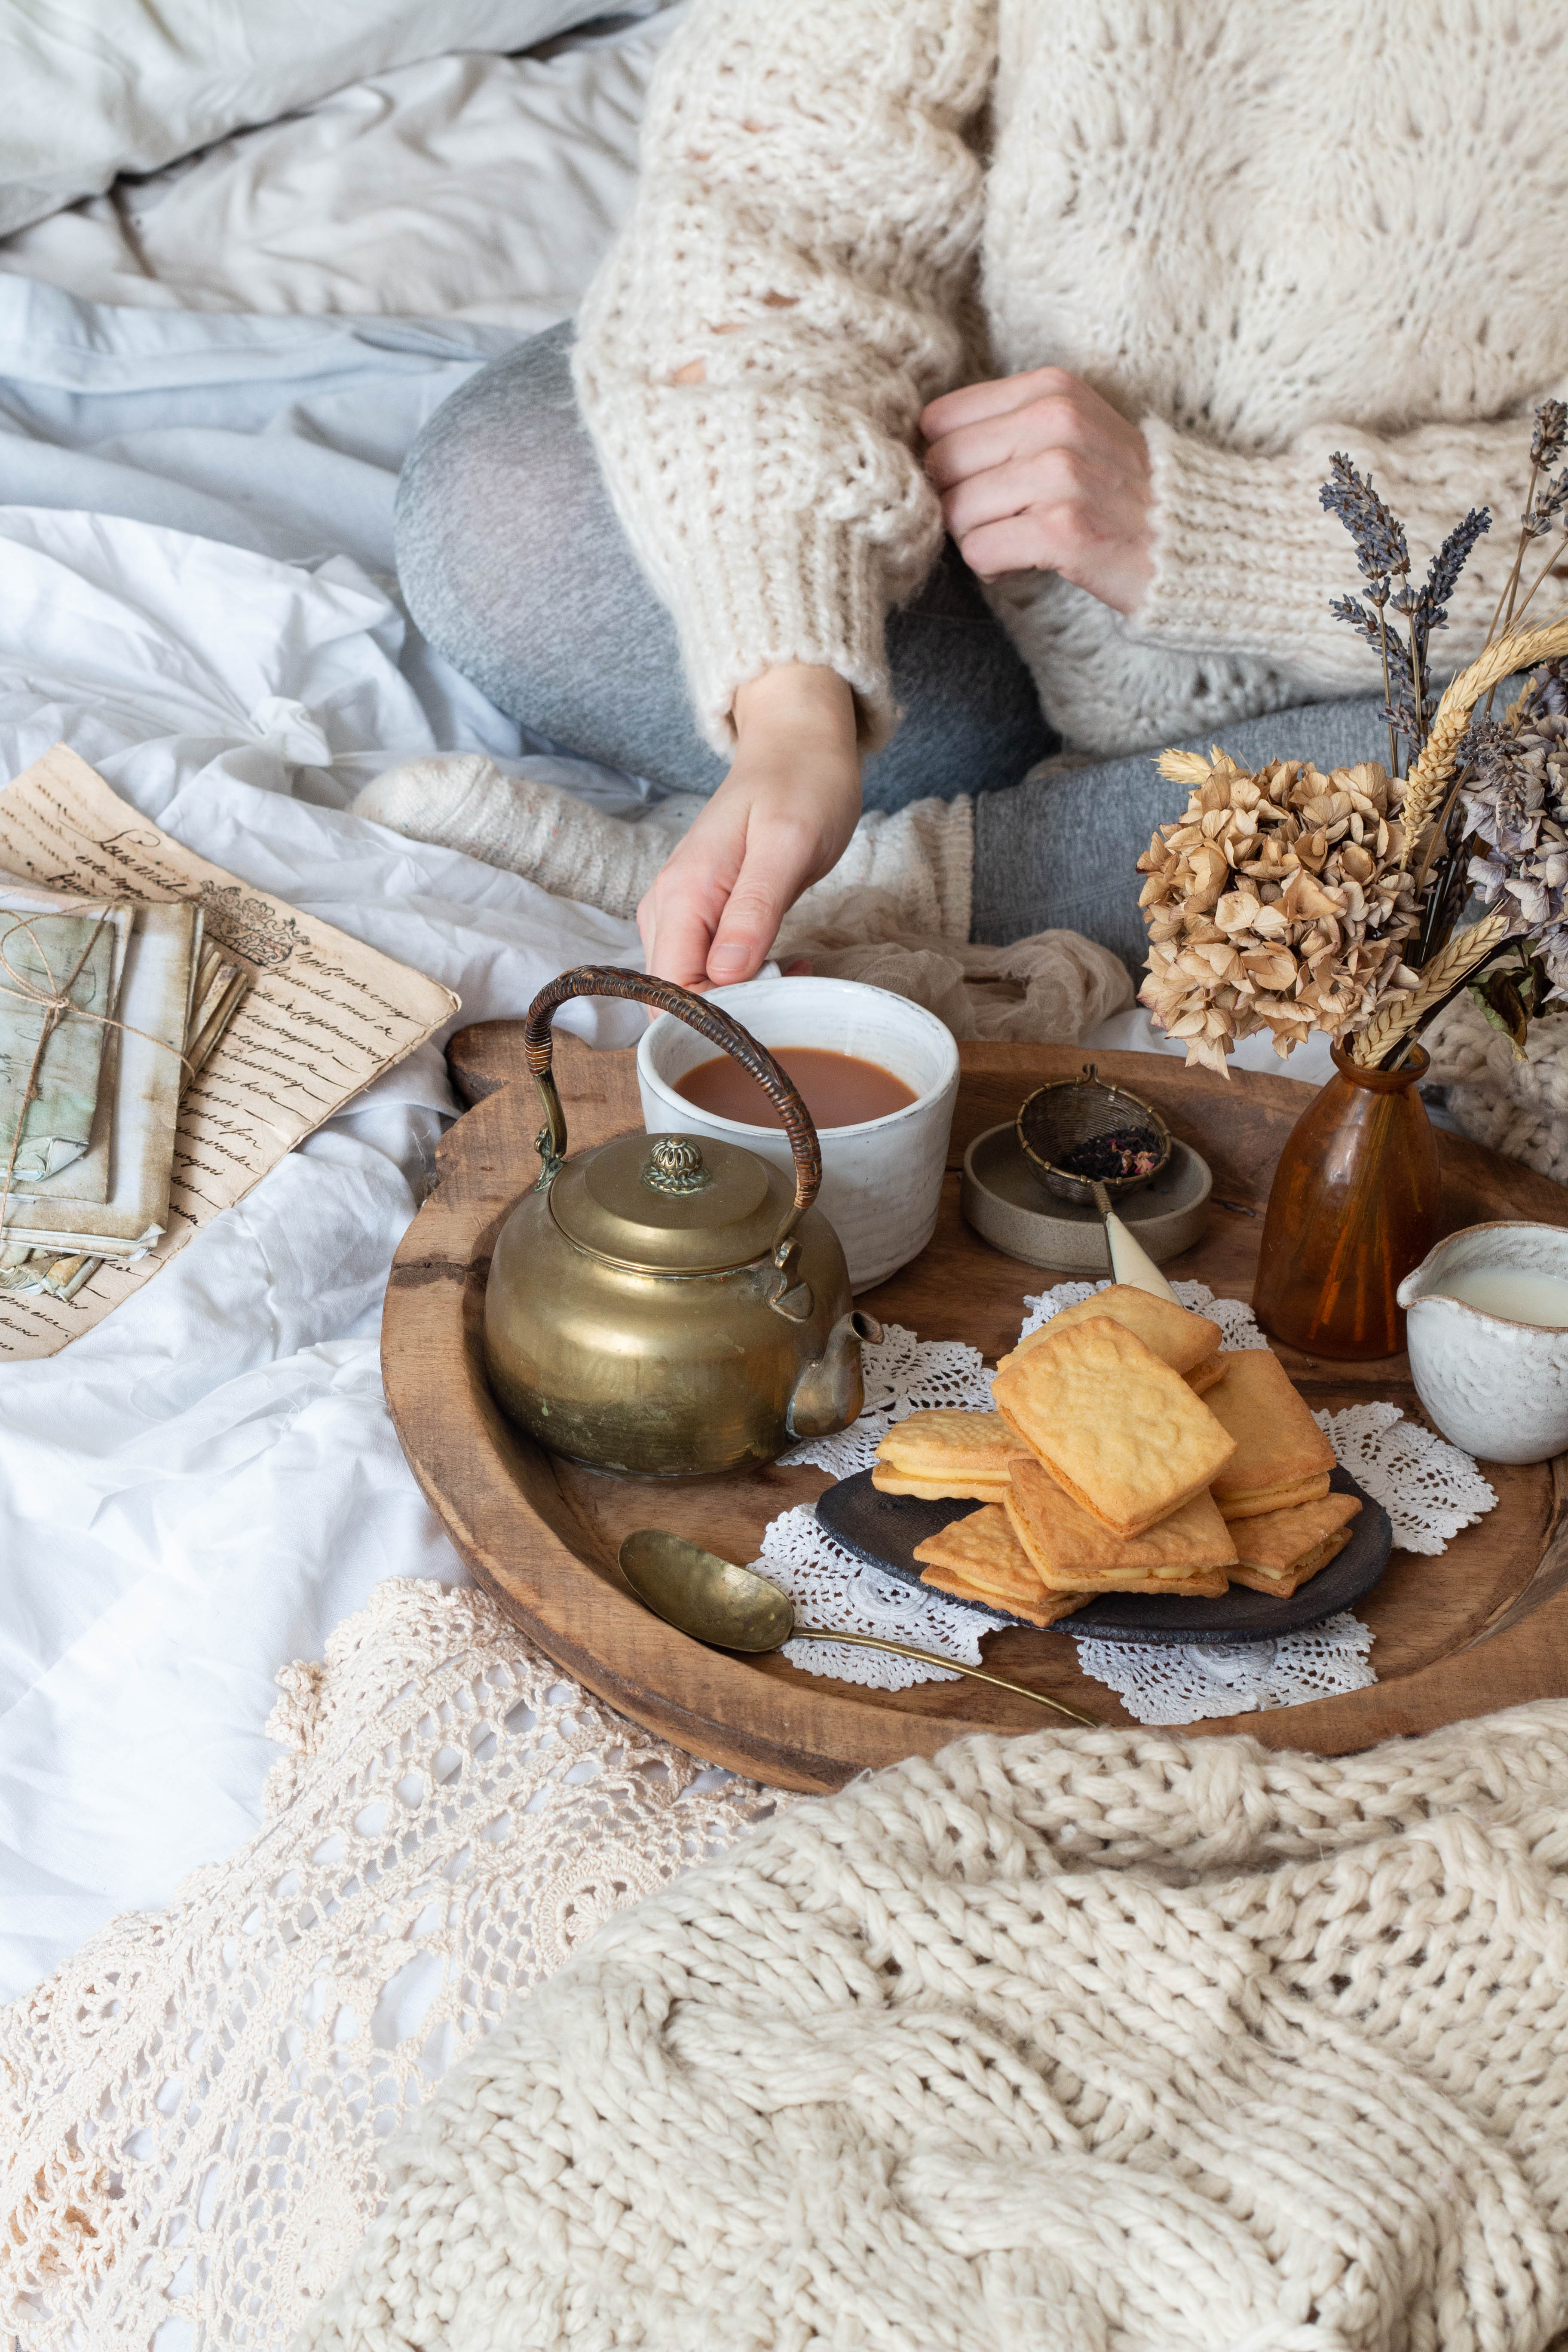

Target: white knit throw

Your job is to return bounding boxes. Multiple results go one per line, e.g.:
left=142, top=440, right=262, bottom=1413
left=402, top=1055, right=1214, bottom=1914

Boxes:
left=1423, top=996, right=1568, bottom=1189
left=304, top=1704, right=1568, bottom=2352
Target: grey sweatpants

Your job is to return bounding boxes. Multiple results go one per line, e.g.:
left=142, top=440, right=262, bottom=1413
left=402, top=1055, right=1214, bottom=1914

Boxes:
left=395, top=322, right=1386, bottom=972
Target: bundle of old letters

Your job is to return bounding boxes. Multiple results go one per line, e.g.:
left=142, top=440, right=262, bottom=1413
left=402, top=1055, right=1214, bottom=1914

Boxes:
left=0, top=880, right=247, bottom=1303
left=0, top=746, right=456, bottom=1354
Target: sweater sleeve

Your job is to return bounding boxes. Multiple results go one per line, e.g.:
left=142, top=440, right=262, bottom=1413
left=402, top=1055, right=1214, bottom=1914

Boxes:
left=1132, top=395, right=1568, bottom=692
left=571, top=0, right=997, bottom=757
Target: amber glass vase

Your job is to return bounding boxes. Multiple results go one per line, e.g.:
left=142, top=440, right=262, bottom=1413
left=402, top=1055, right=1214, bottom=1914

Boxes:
left=1251, top=1041, right=1439, bottom=1360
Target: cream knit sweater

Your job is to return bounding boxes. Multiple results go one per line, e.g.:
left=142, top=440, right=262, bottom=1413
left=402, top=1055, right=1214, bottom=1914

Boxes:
left=573, top=0, right=1568, bottom=761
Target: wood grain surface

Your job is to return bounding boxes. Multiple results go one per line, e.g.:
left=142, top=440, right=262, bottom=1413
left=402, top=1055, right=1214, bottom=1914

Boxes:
left=385, top=1024, right=1568, bottom=1790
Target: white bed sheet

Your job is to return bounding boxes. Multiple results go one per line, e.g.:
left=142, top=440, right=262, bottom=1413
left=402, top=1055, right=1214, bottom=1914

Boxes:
left=0, top=15, right=1332, bottom=2014
left=0, top=496, right=657, bottom=2003
left=0, top=8, right=679, bottom=325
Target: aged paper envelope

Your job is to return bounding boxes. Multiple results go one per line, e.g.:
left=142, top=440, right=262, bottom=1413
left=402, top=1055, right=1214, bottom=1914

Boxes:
left=1, top=903, right=196, bottom=1251
left=1, top=898, right=134, bottom=1202
left=0, top=912, right=118, bottom=1182
left=0, top=745, right=459, bottom=1360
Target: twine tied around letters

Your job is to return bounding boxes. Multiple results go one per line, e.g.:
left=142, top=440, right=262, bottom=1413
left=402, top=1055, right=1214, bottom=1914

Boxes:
left=0, top=909, right=194, bottom=1246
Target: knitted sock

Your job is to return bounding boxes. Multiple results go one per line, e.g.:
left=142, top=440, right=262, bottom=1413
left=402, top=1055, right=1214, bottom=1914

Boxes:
left=352, top=754, right=974, bottom=940
left=352, top=755, right=701, bottom=919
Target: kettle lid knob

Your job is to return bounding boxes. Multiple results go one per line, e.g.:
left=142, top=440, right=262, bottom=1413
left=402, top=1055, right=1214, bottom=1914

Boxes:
left=642, top=1136, right=715, bottom=1197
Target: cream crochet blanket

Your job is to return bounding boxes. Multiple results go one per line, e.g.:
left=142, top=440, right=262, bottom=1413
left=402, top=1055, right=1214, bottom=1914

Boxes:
left=306, top=1702, right=1568, bottom=2352
left=575, top=0, right=1566, bottom=759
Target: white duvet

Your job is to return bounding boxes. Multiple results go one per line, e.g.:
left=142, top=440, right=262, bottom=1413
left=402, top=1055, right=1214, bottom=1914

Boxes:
left=0, top=503, right=657, bottom=2001
left=0, top=9, right=678, bottom=326
left=0, top=0, right=693, bottom=2003
left=0, top=3, right=1298, bottom=2012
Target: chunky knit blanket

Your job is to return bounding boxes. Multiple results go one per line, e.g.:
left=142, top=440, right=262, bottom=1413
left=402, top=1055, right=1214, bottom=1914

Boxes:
left=303, top=1705, right=1568, bottom=2352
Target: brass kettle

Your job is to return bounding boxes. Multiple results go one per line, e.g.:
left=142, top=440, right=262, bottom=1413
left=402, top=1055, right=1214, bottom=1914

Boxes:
left=483, top=966, right=881, bottom=1479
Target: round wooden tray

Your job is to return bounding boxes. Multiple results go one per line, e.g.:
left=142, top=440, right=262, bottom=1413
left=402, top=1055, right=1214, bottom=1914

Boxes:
left=383, top=1024, right=1568, bottom=1792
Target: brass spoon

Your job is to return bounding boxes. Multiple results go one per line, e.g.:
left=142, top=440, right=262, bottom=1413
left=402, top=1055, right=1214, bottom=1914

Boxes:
left=618, top=1529, right=1096, bottom=1726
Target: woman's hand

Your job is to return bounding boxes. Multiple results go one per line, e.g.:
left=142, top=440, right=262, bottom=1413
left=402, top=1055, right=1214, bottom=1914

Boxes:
left=921, top=367, right=1153, bottom=615
left=638, top=663, right=861, bottom=990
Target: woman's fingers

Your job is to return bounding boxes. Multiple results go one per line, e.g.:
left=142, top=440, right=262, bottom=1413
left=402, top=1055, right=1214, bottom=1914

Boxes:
left=706, top=812, right=831, bottom=982
left=921, top=364, right=1081, bottom=444
left=920, top=364, right=1152, bottom=613
left=640, top=663, right=863, bottom=990
left=923, top=390, right=1094, bottom=491
left=938, top=443, right=1119, bottom=543
left=639, top=807, right=744, bottom=989
left=639, top=881, right=719, bottom=992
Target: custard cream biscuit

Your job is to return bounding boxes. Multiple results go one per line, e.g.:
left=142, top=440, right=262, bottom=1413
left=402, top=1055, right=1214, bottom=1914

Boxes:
left=996, top=1286, right=1222, bottom=1381
left=1003, top=1454, right=1234, bottom=1595
left=1220, top=1474, right=1334, bottom=1522
left=1204, top=1351, right=1336, bottom=1521
left=872, top=1409, right=1014, bottom=1502
left=1226, top=1491, right=1362, bottom=1596
left=914, top=1504, right=1094, bottom=1627
left=991, top=1316, right=1236, bottom=1537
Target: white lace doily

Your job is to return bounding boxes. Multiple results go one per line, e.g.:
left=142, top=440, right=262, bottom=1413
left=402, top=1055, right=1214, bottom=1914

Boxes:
left=1314, top=1400, right=1497, bottom=1554
left=758, top=1504, right=994, bottom=1690
left=760, top=1281, right=1499, bottom=1727
left=778, top=1320, right=994, bottom=1477
left=1073, top=1614, right=1377, bottom=1728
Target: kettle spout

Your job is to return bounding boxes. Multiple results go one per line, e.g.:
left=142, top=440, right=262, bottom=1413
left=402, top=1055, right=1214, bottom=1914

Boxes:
left=786, top=1310, right=882, bottom=1442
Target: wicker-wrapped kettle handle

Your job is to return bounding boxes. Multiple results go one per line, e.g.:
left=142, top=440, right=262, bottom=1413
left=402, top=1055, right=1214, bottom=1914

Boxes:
left=521, top=966, right=822, bottom=1256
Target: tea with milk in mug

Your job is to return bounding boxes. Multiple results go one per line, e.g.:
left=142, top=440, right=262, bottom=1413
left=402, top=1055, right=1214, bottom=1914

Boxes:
left=673, top=1047, right=917, bottom=1131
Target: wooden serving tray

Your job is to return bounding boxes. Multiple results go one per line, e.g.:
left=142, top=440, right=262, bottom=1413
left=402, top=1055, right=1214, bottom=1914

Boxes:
left=382, top=1024, right=1568, bottom=1791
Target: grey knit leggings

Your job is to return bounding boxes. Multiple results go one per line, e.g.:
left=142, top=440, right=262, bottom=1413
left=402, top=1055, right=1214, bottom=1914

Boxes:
left=395, top=323, right=1385, bottom=972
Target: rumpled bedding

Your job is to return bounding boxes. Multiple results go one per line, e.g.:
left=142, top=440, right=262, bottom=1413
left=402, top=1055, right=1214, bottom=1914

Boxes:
left=0, top=281, right=658, bottom=2002
left=0, top=9, right=677, bottom=326
left=0, top=17, right=1327, bottom=2009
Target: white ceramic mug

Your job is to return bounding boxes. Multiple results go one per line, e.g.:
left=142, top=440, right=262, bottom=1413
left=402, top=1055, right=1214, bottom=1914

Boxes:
left=1396, top=1220, right=1568, bottom=1463
left=636, top=976, right=960, bottom=1290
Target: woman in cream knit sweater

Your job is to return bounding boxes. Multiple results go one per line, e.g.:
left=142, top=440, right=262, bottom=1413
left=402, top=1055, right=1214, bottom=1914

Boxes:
left=392, top=0, right=1567, bottom=983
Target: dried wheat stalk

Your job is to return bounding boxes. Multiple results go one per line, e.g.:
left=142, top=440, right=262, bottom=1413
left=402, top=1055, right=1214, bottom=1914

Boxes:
left=1347, top=909, right=1508, bottom=1066
left=1155, top=749, right=1220, bottom=789
left=1398, top=616, right=1568, bottom=865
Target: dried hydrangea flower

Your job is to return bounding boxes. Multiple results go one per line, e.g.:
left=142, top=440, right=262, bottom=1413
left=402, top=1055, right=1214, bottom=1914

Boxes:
left=1138, top=754, right=1419, bottom=1073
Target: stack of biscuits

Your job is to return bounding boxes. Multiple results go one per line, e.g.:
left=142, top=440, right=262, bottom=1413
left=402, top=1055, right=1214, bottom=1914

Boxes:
left=873, top=1285, right=1360, bottom=1625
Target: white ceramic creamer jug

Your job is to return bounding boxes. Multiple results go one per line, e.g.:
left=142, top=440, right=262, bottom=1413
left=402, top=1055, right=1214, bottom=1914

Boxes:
left=1396, top=1221, right=1568, bottom=1463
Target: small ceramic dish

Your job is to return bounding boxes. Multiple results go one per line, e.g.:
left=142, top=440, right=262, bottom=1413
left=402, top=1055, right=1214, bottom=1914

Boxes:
left=961, top=1121, right=1211, bottom=1271
left=815, top=1466, right=1392, bottom=1646
left=1014, top=1067, right=1172, bottom=1204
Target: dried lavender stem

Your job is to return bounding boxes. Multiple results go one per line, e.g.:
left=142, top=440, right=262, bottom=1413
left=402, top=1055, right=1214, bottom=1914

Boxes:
left=1485, top=460, right=1538, bottom=645
left=1482, top=459, right=1541, bottom=718
left=1498, top=537, right=1568, bottom=640
left=1377, top=606, right=1399, bottom=777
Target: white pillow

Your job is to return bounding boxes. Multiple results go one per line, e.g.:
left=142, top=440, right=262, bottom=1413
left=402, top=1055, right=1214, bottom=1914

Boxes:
left=0, top=0, right=633, bottom=236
